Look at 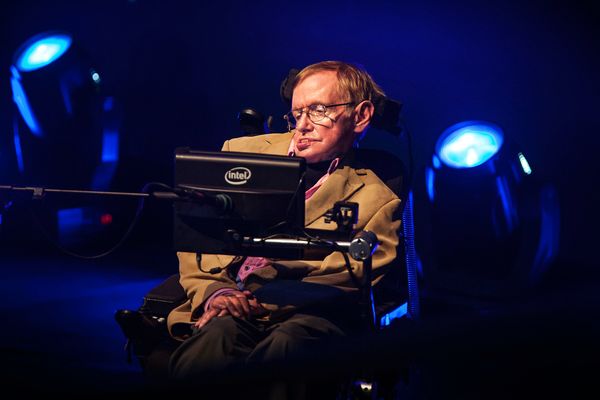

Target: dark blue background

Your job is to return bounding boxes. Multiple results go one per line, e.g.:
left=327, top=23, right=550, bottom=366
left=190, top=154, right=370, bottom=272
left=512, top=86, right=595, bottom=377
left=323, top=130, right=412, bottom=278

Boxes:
left=1, top=0, right=598, bottom=264
left=0, top=0, right=598, bottom=395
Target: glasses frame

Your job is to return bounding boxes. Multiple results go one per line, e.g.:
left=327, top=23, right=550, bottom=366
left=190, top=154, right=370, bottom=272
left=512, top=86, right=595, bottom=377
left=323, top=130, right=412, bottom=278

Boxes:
left=283, top=102, right=356, bottom=131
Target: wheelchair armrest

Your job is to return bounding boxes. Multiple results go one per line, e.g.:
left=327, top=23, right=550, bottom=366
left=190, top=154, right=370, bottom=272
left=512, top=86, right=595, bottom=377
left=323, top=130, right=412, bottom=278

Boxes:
left=139, top=273, right=188, bottom=317
left=115, top=309, right=168, bottom=341
left=114, top=274, right=187, bottom=363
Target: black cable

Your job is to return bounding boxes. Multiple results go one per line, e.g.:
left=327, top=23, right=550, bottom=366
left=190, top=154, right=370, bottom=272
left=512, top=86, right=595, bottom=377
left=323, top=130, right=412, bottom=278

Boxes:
left=300, top=228, right=364, bottom=289
left=197, top=253, right=243, bottom=275
left=264, top=171, right=306, bottom=233
left=340, top=249, right=364, bottom=289
left=29, top=182, right=172, bottom=260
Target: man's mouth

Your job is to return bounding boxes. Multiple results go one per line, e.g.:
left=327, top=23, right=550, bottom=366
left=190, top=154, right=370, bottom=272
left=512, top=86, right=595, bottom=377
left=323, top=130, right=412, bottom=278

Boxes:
left=297, top=138, right=318, bottom=150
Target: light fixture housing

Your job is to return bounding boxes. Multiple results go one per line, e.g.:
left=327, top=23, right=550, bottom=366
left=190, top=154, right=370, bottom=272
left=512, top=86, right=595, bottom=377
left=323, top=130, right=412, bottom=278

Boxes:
left=10, top=30, right=106, bottom=188
left=7, top=31, right=124, bottom=253
left=419, top=121, right=559, bottom=299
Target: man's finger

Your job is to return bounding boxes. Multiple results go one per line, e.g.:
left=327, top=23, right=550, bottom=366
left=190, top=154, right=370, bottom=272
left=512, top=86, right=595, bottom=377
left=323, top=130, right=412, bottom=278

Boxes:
left=195, top=309, right=218, bottom=329
left=224, top=295, right=249, bottom=318
left=223, top=297, right=243, bottom=318
left=233, top=294, right=251, bottom=315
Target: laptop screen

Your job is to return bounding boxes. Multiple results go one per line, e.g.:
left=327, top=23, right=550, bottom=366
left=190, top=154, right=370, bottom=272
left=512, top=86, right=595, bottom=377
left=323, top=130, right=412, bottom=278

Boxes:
left=173, top=147, right=306, bottom=258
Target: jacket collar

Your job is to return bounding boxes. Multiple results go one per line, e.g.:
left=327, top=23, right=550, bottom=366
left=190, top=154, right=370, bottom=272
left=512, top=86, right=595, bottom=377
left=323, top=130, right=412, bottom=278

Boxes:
left=260, top=131, right=295, bottom=155
left=304, top=164, right=364, bottom=226
left=262, top=133, right=366, bottom=226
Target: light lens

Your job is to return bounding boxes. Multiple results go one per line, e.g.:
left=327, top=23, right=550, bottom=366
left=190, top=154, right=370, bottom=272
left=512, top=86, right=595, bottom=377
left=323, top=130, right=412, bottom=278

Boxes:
left=436, top=121, right=504, bottom=168
left=518, top=152, right=532, bottom=175
left=16, top=34, right=72, bottom=72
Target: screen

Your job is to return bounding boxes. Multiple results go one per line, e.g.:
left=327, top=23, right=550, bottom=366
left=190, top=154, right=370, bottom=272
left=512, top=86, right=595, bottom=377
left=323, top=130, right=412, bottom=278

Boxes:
left=173, top=147, right=306, bottom=259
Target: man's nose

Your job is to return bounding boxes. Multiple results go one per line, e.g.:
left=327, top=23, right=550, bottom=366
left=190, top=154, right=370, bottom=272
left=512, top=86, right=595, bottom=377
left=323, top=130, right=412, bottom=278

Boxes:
left=295, top=112, right=312, bottom=133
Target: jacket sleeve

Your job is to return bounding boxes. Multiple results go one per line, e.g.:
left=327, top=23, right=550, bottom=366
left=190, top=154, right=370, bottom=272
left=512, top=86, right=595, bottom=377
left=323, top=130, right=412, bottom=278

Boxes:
left=177, top=252, right=240, bottom=319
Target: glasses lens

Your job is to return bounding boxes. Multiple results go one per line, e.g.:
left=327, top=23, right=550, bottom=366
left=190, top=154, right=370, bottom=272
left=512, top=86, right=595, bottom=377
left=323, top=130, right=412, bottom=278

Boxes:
left=308, top=104, right=327, bottom=123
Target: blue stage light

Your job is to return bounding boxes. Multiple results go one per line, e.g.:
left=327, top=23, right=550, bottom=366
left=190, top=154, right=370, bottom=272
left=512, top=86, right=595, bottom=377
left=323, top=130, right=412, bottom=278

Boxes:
left=12, top=124, right=25, bottom=173
left=15, top=33, right=72, bottom=72
left=420, top=120, right=559, bottom=300
left=436, top=121, right=504, bottom=168
left=57, top=207, right=84, bottom=235
left=6, top=32, right=124, bottom=254
left=9, top=31, right=120, bottom=189
left=518, top=152, right=532, bottom=175
left=10, top=66, right=41, bottom=136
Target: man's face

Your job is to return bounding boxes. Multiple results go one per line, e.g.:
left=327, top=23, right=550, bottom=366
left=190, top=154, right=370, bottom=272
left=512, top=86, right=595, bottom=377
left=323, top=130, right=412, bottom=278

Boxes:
left=290, top=71, right=356, bottom=163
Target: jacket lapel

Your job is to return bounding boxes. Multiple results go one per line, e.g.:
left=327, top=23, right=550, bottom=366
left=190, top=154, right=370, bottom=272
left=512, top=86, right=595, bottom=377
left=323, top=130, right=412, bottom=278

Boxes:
left=305, top=166, right=364, bottom=226
left=260, top=132, right=294, bottom=155
left=260, top=133, right=366, bottom=226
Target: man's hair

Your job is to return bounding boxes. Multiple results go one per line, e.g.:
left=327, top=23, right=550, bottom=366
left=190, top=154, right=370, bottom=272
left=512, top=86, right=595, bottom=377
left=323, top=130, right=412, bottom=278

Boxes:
left=292, top=61, right=386, bottom=105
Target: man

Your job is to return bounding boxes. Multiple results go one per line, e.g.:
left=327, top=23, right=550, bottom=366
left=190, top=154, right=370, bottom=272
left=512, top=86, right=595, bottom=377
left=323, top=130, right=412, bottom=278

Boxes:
left=167, top=61, right=403, bottom=392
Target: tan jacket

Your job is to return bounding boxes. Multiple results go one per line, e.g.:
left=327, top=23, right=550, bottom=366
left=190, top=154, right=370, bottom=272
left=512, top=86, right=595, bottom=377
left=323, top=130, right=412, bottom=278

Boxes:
left=167, top=131, right=402, bottom=338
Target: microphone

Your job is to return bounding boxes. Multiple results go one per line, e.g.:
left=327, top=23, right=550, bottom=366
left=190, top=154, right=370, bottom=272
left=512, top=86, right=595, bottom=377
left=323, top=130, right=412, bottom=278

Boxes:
left=170, top=187, right=233, bottom=214
left=349, top=230, right=379, bottom=261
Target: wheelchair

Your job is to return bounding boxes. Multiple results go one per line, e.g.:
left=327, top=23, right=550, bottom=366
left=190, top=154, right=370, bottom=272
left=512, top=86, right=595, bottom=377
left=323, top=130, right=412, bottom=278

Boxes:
left=115, top=86, right=419, bottom=398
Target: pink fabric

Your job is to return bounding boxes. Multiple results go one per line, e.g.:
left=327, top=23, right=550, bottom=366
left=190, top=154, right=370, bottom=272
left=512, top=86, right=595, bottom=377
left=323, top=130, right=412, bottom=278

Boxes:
left=203, top=288, right=238, bottom=312
left=304, top=158, right=339, bottom=200
left=288, top=137, right=340, bottom=200
left=237, top=256, right=272, bottom=282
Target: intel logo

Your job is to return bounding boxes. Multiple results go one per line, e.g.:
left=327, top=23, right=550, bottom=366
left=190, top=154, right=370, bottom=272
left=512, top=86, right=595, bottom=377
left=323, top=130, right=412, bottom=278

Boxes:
left=224, top=167, right=251, bottom=185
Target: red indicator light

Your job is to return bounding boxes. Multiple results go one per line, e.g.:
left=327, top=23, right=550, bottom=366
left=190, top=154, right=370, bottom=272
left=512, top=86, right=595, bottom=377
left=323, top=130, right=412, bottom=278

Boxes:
left=100, top=213, right=113, bottom=225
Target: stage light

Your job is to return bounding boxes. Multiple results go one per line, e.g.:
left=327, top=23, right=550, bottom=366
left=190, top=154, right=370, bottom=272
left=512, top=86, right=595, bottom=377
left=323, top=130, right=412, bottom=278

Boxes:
left=15, top=33, right=72, bottom=72
left=10, top=67, right=41, bottom=137
left=7, top=31, right=124, bottom=252
left=418, top=120, right=560, bottom=300
left=436, top=121, right=504, bottom=169
left=518, top=152, right=532, bottom=175
left=9, top=30, right=121, bottom=190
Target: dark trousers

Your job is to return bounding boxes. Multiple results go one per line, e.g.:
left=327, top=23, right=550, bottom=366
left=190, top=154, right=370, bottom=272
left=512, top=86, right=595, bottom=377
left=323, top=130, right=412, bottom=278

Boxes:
left=168, top=313, right=354, bottom=398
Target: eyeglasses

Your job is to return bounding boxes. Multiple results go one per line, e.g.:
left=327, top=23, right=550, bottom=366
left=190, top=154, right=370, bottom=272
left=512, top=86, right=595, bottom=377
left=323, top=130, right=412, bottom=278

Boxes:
left=283, top=102, right=355, bottom=131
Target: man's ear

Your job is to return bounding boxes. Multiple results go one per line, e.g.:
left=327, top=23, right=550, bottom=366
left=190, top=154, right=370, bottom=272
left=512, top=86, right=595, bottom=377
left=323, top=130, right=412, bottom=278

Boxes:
left=353, top=100, right=375, bottom=134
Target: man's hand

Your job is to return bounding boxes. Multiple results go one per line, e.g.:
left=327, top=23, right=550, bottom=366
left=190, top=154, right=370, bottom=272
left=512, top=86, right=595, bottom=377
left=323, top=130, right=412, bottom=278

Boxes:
left=194, top=290, right=264, bottom=329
